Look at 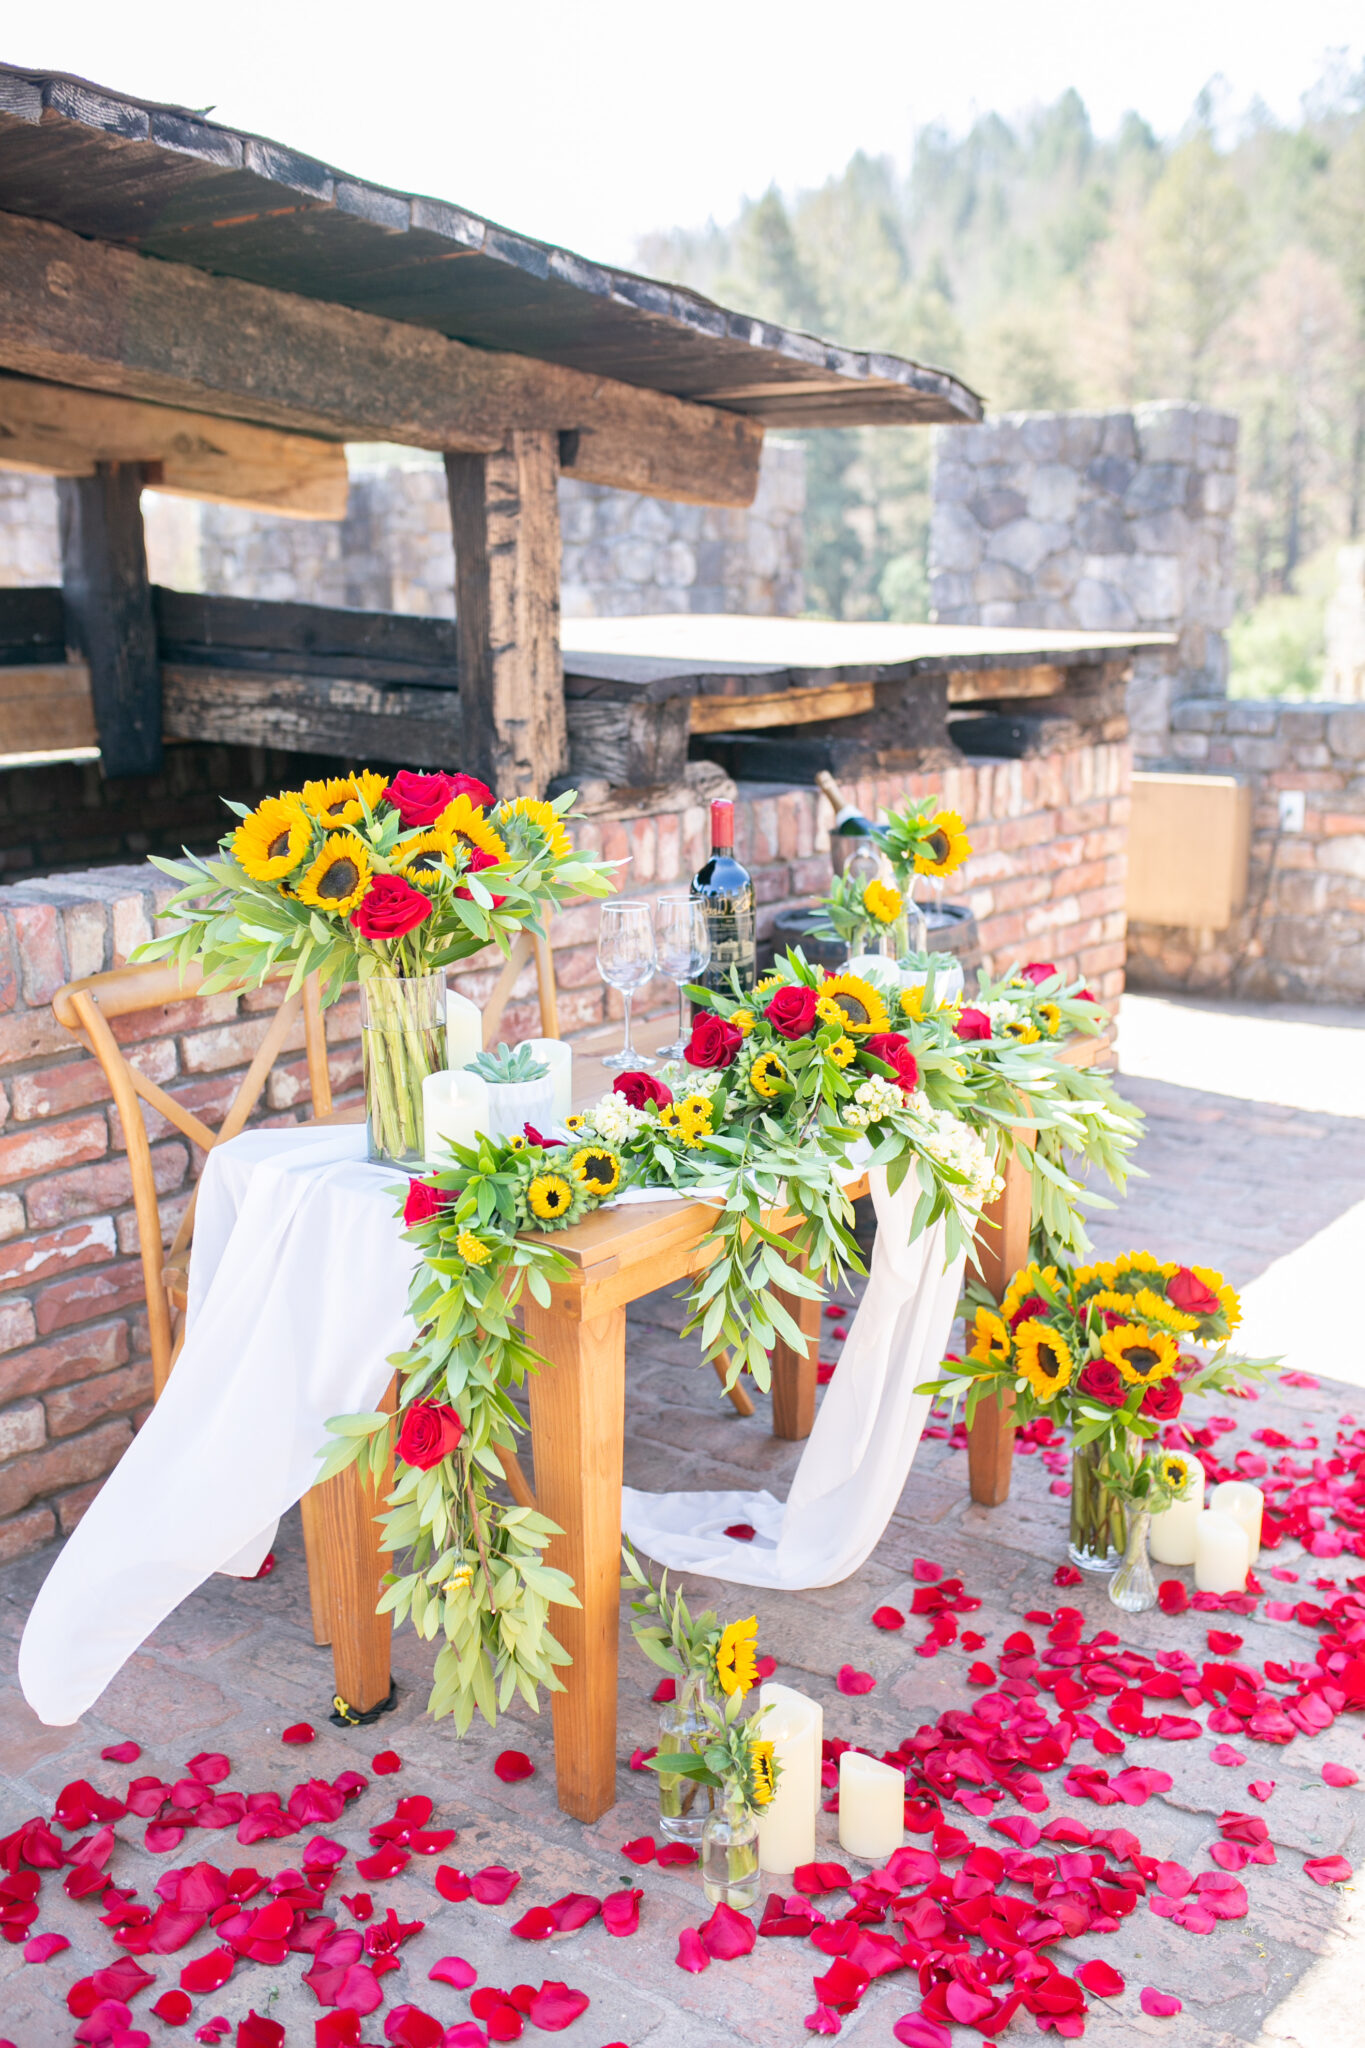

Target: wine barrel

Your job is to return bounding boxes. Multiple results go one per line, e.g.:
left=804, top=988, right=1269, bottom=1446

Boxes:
left=762, top=900, right=981, bottom=982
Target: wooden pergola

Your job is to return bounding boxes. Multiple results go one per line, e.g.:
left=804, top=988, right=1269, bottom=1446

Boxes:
left=0, top=64, right=982, bottom=792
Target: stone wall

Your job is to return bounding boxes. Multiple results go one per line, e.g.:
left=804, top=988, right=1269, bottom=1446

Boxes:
left=1, top=443, right=806, bottom=619
left=930, top=403, right=1238, bottom=765
left=0, top=731, right=1128, bottom=1562
left=1126, top=699, right=1365, bottom=1001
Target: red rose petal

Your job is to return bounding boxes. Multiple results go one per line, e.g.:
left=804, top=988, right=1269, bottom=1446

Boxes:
left=675, top=1928, right=709, bottom=1972
left=471, top=1865, right=521, bottom=1904
left=282, top=1724, right=315, bottom=1745
left=620, top=1837, right=656, bottom=1865
left=1157, top=1580, right=1189, bottom=1615
left=1052, top=1565, right=1083, bottom=1588
left=968, top=1662, right=996, bottom=1686
left=893, top=2018, right=952, bottom=2048
left=1305, top=1855, right=1353, bottom=1885
left=872, top=1607, right=905, bottom=1631
left=699, top=1900, right=756, bottom=1960
left=602, top=1888, right=642, bottom=1937
left=150, top=1991, right=193, bottom=2026
left=651, top=1679, right=676, bottom=1704
left=315, top=2015, right=363, bottom=2048
left=1248, top=1781, right=1275, bottom=1802
left=196, top=2027, right=231, bottom=2046
left=372, top=1752, right=402, bottom=1775
left=179, top=1947, right=236, bottom=1994
left=355, top=1846, right=410, bottom=1881
left=238, top=2014, right=285, bottom=2048
left=1323, top=1764, right=1358, bottom=1788
left=443, top=2030, right=489, bottom=2048
left=1140, top=1988, right=1183, bottom=2018
left=804, top=2007, right=843, bottom=2035
left=384, top=2006, right=444, bottom=2048
left=793, top=1862, right=850, bottom=1896
left=23, top=1932, right=70, bottom=1963
left=1076, top=1959, right=1125, bottom=1997
left=627, top=1748, right=657, bottom=1772
left=836, top=1665, right=875, bottom=1695
left=494, top=1751, right=535, bottom=1784
left=655, top=1843, right=699, bottom=1868
left=510, top=1909, right=557, bottom=1941
left=724, top=1524, right=756, bottom=1541
left=100, top=1743, right=141, bottom=1765
left=912, top=1560, right=942, bottom=1582
left=755, top=1655, right=778, bottom=1679
left=1210, top=1744, right=1246, bottom=1766
left=430, top=1955, right=478, bottom=1990
left=526, top=1982, right=590, bottom=2031
left=436, top=1866, right=472, bottom=1903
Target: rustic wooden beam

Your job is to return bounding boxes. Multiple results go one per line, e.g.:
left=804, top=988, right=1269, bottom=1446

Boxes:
left=689, top=680, right=876, bottom=734
left=161, top=665, right=457, bottom=761
left=0, top=662, right=97, bottom=757
left=56, top=461, right=161, bottom=777
left=446, top=435, right=567, bottom=798
left=0, top=374, right=349, bottom=518
left=946, top=664, right=1067, bottom=704
left=0, top=209, right=764, bottom=509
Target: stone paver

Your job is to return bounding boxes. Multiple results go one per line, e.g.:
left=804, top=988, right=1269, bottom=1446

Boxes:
left=1, top=996, right=1363, bottom=2047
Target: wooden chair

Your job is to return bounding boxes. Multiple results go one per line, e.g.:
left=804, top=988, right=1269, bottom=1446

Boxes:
left=51, top=960, right=339, bottom=1645
left=477, top=926, right=559, bottom=1047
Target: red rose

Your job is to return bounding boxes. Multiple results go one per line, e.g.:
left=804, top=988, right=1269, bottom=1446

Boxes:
left=863, top=1031, right=919, bottom=1092
left=1167, top=1266, right=1222, bottom=1317
left=1077, top=988, right=1098, bottom=1002
left=1077, top=1359, right=1128, bottom=1408
left=1141, top=1380, right=1184, bottom=1421
left=403, top=1180, right=449, bottom=1226
left=1008, top=1294, right=1047, bottom=1332
left=454, top=844, right=506, bottom=909
left=350, top=873, right=431, bottom=940
left=684, top=1014, right=743, bottom=1069
left=447, top=773, right=494, bottom=811
left=396, top=1401, right=464, bottom=1470
left=382, top=770, right=466, bottom=829
left=1020, top=962, right=1058, bottom=985
left=765, top=985, right=819, bottom=1040
left=614, top=1071, right=673, bottom=1110
left=523, top=1123, right=552, bottom=1147
left=954, top=1008, right=992, bottom=1042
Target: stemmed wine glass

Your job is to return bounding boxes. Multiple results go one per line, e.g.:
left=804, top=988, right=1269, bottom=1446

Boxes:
left=655, top=896, right=711, bottom=1061
left=597, top=899, right=658, bottom=1070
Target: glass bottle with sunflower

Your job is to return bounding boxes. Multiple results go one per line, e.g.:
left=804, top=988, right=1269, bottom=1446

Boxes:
left=650, top=1679, right=777, bottom=1909
left=623, top=1546, right=725, bottom=1841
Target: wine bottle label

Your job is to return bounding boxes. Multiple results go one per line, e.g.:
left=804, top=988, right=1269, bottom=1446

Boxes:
left=699, top=900, right=757, bottom=994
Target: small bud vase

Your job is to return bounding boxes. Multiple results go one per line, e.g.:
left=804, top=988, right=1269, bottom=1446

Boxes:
left=656, top=1672, right=715, bottom=1843
left=1069, top=1436, right=1126, bottom=1572
left=1108, top=1506, right=1158, bottom=1613
left=701, top=1785, right=760, bottom=1909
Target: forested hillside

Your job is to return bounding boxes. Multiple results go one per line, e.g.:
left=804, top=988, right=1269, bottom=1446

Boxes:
left=638, top=81, right=1365, bottom=652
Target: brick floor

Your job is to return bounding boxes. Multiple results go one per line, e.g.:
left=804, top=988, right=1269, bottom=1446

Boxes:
left=0, top=995, right=1362, bottom=2047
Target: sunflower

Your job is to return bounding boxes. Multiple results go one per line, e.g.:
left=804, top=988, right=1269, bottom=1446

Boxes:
left=1037, top=1001, right=1062, bottom=1037
left=899, top=985, right=927, bottom=1021
left=1100, top=1321, right=1180, bottom=1386
left=1158, top=1452, right=1194, bottom=1497
left=968, top=1306, right=1012, bottom=1367
left=494, top=795, right=571, bottom=857
left=815, top=994, right=845, bottom=1027
left=914, top=810, right=970, bottom=877
left=394, top=830, right=451, bottom=891
left=506, top=1133, right=528, bottom=1152
left=1112, top=1250, right=1166, bottom=1279
left=1073, top=1261, right=1116, bottom=1293
left=456, top=1230, right=491, bottom=1266
left=570, top=1146, right=621, bottom=1196
left=820, top=973, right=889, bottom=1035
left=660, top=1099, right=714, bottom=1147
left=294, top=832, right=372, bottom=916
left=300, top=771, right=387, bottom=830
left=1013, top=1320, right=1074, bottom=1400
left=749, top=1051, right=790, bottom=1099
left=748, top=1739, right=777, bottom=1808
left=564, top=1113, right=587, bottom=1133
left=1001, top=1263, right=1058, bottom=1326
left=435, top=794, right=507, bottom=865
left=756, top=973, right=782, bottom=994
left=1130, top=1287, right=1201, bottom=1336
left=1191, top=1263, right=1242, bottom=1332
left=715, top=1616, right=758, bottom=1697
left=1002, top=1018, right=1041, bottom=1044
left=729, top=1009, right=756, bottom=1036
left=527, top=1172, right=575, bottom=1222
left=862, top=878, right=902, bottom=925
left=232, top=795, right=312, bottom=882
left=827, top=1035, right=856, bottom=1068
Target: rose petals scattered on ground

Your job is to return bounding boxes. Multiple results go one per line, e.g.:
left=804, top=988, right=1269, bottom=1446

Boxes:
left=1157, top=1580, right=1190, bottom=1614
left=470, top=1866, right=521, bottom=1905
left=1304, top=1856, right=1353, bottom=1885
left=655, top=1843, right=699, bottom=1868
left=836, top=1665, right=875, bottom=1695
left=1322, top=1763, right=1358, bottom=1787
left=100, top=1743, right=141, bottom=1765
left=281, top=1724, right=314, bottom=1745
left=1052, top=1564, right=1083, bottom=1588
left=493, top=1751, right=535, bottom=1784
left=700, top=1901, right=757, bottom=1960
left=872, top=1607, right=905, bottom=1630
left=675, top=1928, right=709, bottom=1973
left=371, top=1752, right=402, bottom=1776
left=912, top=1560, right=942, bottom=1582
left=23, top=1931, right=70, bottom=1963
left=527, top=1982, right=590, bottom=2031
left=1140, top=1989, right=1183, bottom=2018
left=1248, top=1781, right=1276, bottom=1802
left=755, top=1655, right=778, bottom=1679
left=429, top=1955, right=478, bottom=1990
left=1209, top=1744, right=1246, bottom=1766
left=435, top=1866, right=472, bottom=1903
left=620, top=1837, right=656, bottom=1865
left=602, top=1888, right=642, bottom=1937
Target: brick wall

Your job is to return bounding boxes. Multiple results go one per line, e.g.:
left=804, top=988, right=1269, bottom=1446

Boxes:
left=0, top=734, right=1127, bottom=1563
left=1127, top=700, right=1365, bottom=1001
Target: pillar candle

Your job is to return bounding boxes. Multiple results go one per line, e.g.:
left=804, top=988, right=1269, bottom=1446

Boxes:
left=838, top=1751, right=904, bottom=1862
left=1193, top=1508, right=1249, bottom=1595
left=521, top=1037, right=573, bottom=1123
left=1149, top=1452, right=1206, bottom=1566
left=445, top=989, right=483, bottom=1070
left=422, top=1068, right=490, bottom=1167
left=1209, top=1480, right=1264, bottom=1566
left=756, top=1681, right=820, bottom=1874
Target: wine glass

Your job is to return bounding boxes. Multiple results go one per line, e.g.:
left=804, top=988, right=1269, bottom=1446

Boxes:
left=656, top=896, right=712, bottom=1060
left=597, top=899, right=657, bottom=1070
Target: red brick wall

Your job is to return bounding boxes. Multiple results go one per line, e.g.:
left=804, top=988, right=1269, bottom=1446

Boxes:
left=0, top=736, right=1128, bottom=1565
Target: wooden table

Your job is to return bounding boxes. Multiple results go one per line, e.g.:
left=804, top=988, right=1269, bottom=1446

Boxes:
left=315, top=1019, right=1110, bottom=1818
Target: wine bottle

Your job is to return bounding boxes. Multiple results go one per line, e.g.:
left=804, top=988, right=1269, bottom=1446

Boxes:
left=691, top=797, right=756, bottom=997
left=816, top=770, right=875, bottom=838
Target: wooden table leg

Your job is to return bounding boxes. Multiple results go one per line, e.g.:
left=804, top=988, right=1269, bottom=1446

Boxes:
left=963, top=1140, right=1034, bottom=1505
left=967, top=1388, right=1017, bottom=1507
left=524, top=1297, right=627, bottom=1822
left=770, top=1248, right=819, bottom=1441
left=316, top=1376, right=395, bottom=1715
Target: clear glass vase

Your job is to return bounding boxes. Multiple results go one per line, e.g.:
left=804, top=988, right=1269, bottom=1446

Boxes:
left=1069, top=1436, right=1127, bottom=1572
left=701, top=1786, right=760, bottom=1909
left=892, top=881, right=930, bottom=965
left=359, top=971, right=448, bottom=1167
left=656, top=1672, right=716, bottom=1843
left=1109, top=1506, right=1158, bottom=1613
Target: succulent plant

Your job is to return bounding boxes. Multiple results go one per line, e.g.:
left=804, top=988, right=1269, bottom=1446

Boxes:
left=469, top=1041, right=550, bottom=1084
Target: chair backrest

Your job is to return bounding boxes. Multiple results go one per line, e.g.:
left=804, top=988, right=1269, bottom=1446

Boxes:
left=479, top=928, right=560, bottom=1049
left=51, top=961, right=333, bottom=1395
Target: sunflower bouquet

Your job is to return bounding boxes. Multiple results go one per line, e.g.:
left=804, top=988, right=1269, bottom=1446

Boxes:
left=934, top=1252, right=1276, bottom=1565
left=139, top=768, right=613, bottom=1163
left=872, top=793, right=971, bottom=887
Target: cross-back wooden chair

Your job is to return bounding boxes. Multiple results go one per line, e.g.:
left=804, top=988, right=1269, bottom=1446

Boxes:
left=477, top=927, right=559, bottom=1048
left=51, top=960, right=339, bottom=1644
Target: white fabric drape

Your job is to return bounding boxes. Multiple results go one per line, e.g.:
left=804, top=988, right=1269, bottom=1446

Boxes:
left=19, top=1127, right=414, bottom=1728
left=621, top=1167, right=964, bottom=1588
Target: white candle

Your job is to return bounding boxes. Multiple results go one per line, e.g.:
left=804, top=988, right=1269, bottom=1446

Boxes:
left=838, top=1751, right=905, bottom=1863
left=1149, top=1453, right=1206, bottom=1566
left=1194, top=1509, right=1250, bottom=1594
left=445, top=989, right=483, bottom=1069
left=1209, top=1480, right=1264, bottom=1566
left=422, top=1068, right=489, bottom=1166
left=521, top=1037, right=572, bottom=1123
left=756, top=1682, right=820, bottom=1874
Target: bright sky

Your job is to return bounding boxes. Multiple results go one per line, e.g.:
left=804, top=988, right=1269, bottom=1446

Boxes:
left=9, top=1, right=1364, bottom=266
